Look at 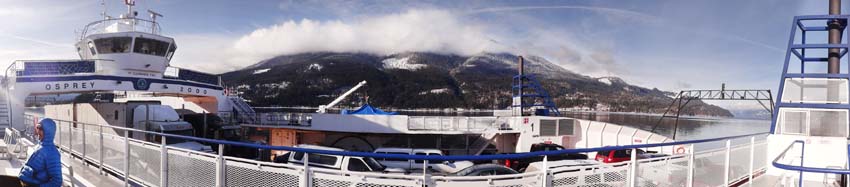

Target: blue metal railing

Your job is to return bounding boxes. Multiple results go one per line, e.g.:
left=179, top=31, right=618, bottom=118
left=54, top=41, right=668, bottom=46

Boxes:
left=772, top=140, right=850, bottom=186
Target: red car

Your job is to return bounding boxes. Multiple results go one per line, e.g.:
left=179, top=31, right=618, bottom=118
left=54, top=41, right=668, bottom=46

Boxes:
left=595, top=148, right=667, bottom=163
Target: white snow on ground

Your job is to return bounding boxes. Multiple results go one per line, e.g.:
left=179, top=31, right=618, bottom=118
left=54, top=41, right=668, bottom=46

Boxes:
left=260, top=81, right=290, bottom=89
left=253, top=68, right=270, bottom=74
left=598, top=78, right=612, bottom=85
left=307, top=63, right=323, bottom=71
left=382, top=57, right=426, bottom=70
left=419, top=88, right=450, bottom=95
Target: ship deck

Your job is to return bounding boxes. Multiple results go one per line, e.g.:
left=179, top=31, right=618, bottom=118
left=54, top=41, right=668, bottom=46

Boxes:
left=0, top=141, right=124, bottom=187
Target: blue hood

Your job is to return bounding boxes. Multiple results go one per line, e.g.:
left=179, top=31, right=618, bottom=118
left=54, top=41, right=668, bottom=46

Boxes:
left=39, top=118, right=56, bottom=145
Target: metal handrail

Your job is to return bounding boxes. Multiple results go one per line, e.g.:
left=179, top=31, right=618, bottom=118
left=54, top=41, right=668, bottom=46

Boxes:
left=771, top=140, right=850, bottom=186
left=79, top=18, right=161, bottom=40
left=30, top=114, right=768, bottom=161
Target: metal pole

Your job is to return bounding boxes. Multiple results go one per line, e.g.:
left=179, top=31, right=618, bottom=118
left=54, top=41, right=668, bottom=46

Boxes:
left=799, top=142, right=805, bottom=187
left=123, top=130, right=129, bottom=187
left=203, top=111, right=208, bottom=138
left=828, top=0, right=842, bottom=73
left=99, top=125, right=104, bottom=175
left=724, top=140, right=731, bottom=187
left=687, top=144, right=695, bottom=187
left=423, top=160, right=429, bottom=186
left=542, top=155, right=549, bottom=187
left=301, top=153, right=310, bottom=187
left=69, top=121, right=73, bottom=154
left=629, top=148, right=638, bottom=187
left=69, top=165, right=75, bottom=187
left=161, top=136, right=168, bottom=187
left=82, top=123, right=86, bottom=162
left=749, top=137, right=755, bottom=187
left=215, top=145, right=224, bottom=187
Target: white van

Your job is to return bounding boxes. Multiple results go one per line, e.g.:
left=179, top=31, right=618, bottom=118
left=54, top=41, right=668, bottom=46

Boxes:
left=373, top=147, right=474, bottom=173
left=288, top=145, right=403, bottom=173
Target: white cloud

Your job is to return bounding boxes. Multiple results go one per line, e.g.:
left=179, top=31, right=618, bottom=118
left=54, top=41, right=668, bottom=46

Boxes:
left=231, top=9, right=506, bottom=63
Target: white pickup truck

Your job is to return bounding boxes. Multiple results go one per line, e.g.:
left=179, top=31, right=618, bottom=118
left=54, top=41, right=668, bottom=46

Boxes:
left=373, top=147, right=474, bottom=173
left=288, top=145, right=404, bottom=173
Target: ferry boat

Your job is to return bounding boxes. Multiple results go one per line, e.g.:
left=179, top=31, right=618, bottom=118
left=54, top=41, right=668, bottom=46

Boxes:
left=0, top=1, right=846, bottom=187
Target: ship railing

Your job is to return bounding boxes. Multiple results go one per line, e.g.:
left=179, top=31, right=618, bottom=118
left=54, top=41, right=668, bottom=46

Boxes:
left=219, top=111, right=311, bottom=127
left=5, top=59, right=115, bottom=80
left=163, top=67, right=222, bottom=86
left=79, top=18, right=161, bottom=40
left=771, top=140, right=850, bottom=186
left=407, top=116, right=509, bottom=132
left=21, top=113, right=769, bottom=187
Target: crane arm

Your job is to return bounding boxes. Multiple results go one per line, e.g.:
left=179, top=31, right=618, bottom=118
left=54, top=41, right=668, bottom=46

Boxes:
left=317, top=80, right=367, bottom=113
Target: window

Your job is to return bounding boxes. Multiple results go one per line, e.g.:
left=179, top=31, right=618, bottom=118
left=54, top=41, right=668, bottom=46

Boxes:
left=539, top=119, right=575, bottom=136
left=780, top=108, right=848, bottom=137
left=94, top=37, right=132, bottom=54
left=782, top=78, right=849, bottom=104
left=292, top=152, right=338, bottom=166
left=414, top=152, right=427, bottom=163
left=87, top=41, right=97, bottom=55
left=364, top=157, right=385, bottom=171
left=375, top=152, right=407, bottom=162
left=539, top=120, right=557, bottom=136
left=347, top=158, right=370, bottom=172
left=782, top=111, right=806, bottom=135
left=114, top=110, right=119, bottom=120
left=134, top=37, right=170, bottom=56
left=613, top=150, right=629, bottom=157
left=166, top=44, right=177, bottom=60
left=558, top=119, right=575, bottom=135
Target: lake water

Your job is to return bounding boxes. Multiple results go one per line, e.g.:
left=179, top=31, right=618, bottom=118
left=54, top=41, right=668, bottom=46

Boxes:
left=561, top=111, right=771, bottom=150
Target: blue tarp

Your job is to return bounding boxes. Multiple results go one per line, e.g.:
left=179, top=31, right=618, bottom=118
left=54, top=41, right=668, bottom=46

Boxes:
left=342, top=104, right=398, bottom=115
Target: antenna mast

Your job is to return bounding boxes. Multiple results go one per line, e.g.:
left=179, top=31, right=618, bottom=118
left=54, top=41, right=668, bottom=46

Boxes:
left=124, top=0, right=136, bottom=18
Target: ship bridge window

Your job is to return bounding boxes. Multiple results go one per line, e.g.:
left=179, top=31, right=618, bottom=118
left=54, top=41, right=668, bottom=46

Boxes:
left=778, top=108, right=848, bottom=137
left=133, top=37, right=170, bottom=56
left=166, top=44, right=176, bottom=60
left=782, top=78, right=849, bottom=104
left=94, top=37, right=132, bottom=54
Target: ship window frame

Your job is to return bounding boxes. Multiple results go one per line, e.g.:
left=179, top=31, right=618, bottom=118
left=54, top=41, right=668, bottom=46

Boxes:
left=781, top=78, right=849, bottom=104
left=94, top=36, right=133, bottom=54
left=133, top=37, right=170, bottom=57
left=778, top=107, right=849, bottom=137
left=166, top=43, right=177, bottom=61
left=87, top=41, right=97, bottom=56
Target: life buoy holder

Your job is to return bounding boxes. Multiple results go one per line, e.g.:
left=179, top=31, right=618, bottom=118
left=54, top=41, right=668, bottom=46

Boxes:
left=675, top=146, right=687, bottom=154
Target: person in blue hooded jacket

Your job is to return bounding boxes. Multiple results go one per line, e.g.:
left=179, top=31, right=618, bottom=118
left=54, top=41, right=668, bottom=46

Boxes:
left=19, top=118, right=63, bottom=187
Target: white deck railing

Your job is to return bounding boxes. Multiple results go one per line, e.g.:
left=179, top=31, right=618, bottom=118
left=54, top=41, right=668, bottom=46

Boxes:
left=18, top=114, right=769, bottom=187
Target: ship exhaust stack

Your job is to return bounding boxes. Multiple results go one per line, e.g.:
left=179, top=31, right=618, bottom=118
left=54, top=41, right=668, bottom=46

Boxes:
left=828, top=0, right=842, bottom=74
left=513, top=56, right=525, bottom=116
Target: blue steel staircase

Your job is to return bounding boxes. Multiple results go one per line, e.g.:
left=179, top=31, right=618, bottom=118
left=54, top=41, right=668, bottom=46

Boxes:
left=512, top=74, right=561, bottom=116
left=771, top=15, right=850, bottom=133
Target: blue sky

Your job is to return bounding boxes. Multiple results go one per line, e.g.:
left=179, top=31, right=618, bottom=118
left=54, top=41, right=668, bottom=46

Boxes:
left=0, top=0, right=846, bottom=109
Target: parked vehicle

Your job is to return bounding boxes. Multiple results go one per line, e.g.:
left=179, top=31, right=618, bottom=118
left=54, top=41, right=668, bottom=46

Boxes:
left=594, top=148, right=668, bottom=163
left=289, top=145, right=404, bottom=173
left=523, top=159, right=601, bottom=173
left=373, top=147, right=474, bottom=173
left=505, top=143, right=588, bottom=172
left=453, top=164, right=519, bottom=176
left=45, top=101, right=213, bottom=152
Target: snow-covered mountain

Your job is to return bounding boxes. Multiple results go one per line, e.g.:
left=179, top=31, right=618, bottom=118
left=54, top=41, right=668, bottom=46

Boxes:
left=220, top=52, right=732, bottom=117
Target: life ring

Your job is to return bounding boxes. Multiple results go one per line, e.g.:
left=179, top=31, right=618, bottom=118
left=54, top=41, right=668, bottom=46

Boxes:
left=675, top=146, right=687, bottom=154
